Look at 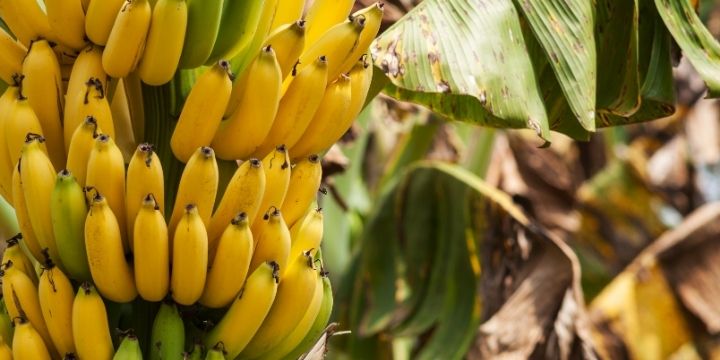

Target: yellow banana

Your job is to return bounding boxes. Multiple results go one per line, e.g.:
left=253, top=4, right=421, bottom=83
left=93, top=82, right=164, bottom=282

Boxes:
left=240, top=250, right=318, bottom=358
left=0, top=335, right=11, bottom=360
left=38, top=254, right=76, bottom=357
left=265, top=20, right=306, bottom=79
left=249, top=207, right=291, bottom=276
left=254, top=56, right=328, bottom=156
left=289, top=74, right=352, bottom=159
left=65, top=116, right=101, bottom=187
left=85, top=0, right=126, bottom=45
left=252, top=146, right=291, bottom=227
left=212, top=46, right=282, bottom=161
left=281, top=154, right=322, bottom=227
left=133, top=194, right=169, bottom=302
left=2, top=235, right=37, bottom=285
left=51, top=169, right=92, bottom=282
left=270, top=0, right=304, bottom=32
left=11, top=318, right=52, bottom=360
left=102, top=0, right=152, bottom=78
left=204, top=261, right=280, bottom=359
left=0, top=0, right=32, bottom=46
left=64, top=46, right=108, bottom=149
left=304, top=0, right=354, bottom=46
left=19, top=135, right=63, bottom=268
left=338, top=3, right=383, bottom=73
left=346, top=53, right=374, bottom=117
left=11, top=162, right=44, bottom=262
left=207, top=158, right=265, bottom=255
left=84, top=193, right=137, bottom=303
left=170, top=204, right=208, bottom=306
left=137, top=0, right=188, bottom=85
left=171, top=61, right=233, bottom=163
left=298, top=16, right=365, bottom=81
left=0, top=0, right=53, bottom=47
left=0, top=28, right=26, bottom=84
left=126, top=143, right=165, bottom=247
left=22, top=39, right=66, bottom=170
left=72, top=282, right=114, bottom=360
left=46, top=0, right=87, bottom=50
left=200, top=212, right=253, bottom=308
left=168, top=147, right=218, bottom=241
left=71, top=78, right=116, bottom=145
left=0, top=85, right=20, bottom=202
left=4, top=93, right=46, bottom=168
left=289, top=207, right=323, bottom=257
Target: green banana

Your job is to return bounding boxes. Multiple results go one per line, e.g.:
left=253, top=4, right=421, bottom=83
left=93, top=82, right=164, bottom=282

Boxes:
left=0, top=299, right=13, bottom=346
left=113, top=333, right=144, bottom=360
left=150, top=302, right=185, bottom=360
left=206, top=0, right=266, bottom=65
left=179, top=0, right=224, bottom=68
left=228, top=0, right=279, bottom=74
left=282, top=269, right=334, bottom=360
left=184, top=343, right=203, bottom=360
left=50, top=169, right=91, bottom=281
left=204, top=343, right=225, bottom=360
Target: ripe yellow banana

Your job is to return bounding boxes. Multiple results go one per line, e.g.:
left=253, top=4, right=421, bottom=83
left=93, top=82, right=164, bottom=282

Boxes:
left=0, top=28, right=26, bottom=84
left=283, top=266, right=333, bottom=360
left=240, top=250, right=319, bottom=358
left=304, top=0, right=354, bottom=46
left=137, top=0, right=188, bottom=85
left=207, top=158, right=265, bottom=254
left=270, top=0, right=304, bottom=32
left=84, top=194, right=137, bottom=303
left=282, top=154, right=322, bottom=227
left=85, top=0, right=125, bottom=45
left=102, top=0, right=152, bottom=78
left=66, top=116, right=101, bottom=187
left=11, top=318, right=52, bottom=360
left=86, top=134, right=128, bottom=250
left=289, top=207, right=323, bottom=257
left=289, top=74, right=352, bottom=159
left=71, top=78, right=116, bottom=144
left=200, top=212, right=253, bottom=308
left=212, top=46, right=282, bottom=161
left=171, top=61, right=233, bottom=163
left=45, top=0, right=87, bottom=50
left=2, top=235, right=37, bottom=285
left=346, top=53, right=374, bottom=117
left=133, top=194, right=169, bottom=302
left=19, top=135, right=63, bottom=269
left=38, top=254, right=76, bottom=357
left=338, top=2, right=384, bottom=74
left=204, top=261, right=280, bottom=359
left=0, top=0, right=53, bottom=47
left=250, top=207, right=291, bottom=278
left=51, top=169, right=92, bottom=281
left=252, top=146, right=291, bottom=226
left=0, top=85, right=20, bottom=202
left=11, top=162, right=44, bottom=262
left=4, top=93, right=46, bottom=168
left=298, top=15, right=365, bottom=81
left=265, top=20, right=306, bottom=79
left=0, top=0, right=31, bottom=46
left=22, top=39, right=66, bottom=170
left=72, top=282, right=114, bottom=359
left=170, top=204, right=208, bottom=306
left=126, top=143, right=165, bottom=247
left=255, top=56, right=328, bottom=157
left=63, top=46, right=108, bottom=149
left=168, top=147, right=218, bottom=241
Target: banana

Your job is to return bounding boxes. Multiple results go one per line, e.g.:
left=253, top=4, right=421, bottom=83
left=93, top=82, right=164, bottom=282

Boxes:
left=114, top=333, right=143, bottom=360
left=265, top=20, right=306, bottom=79
left=228, top=0, right=279, bottom=73
left=338, top=3, right=384, bottom=74
left=204, top=344, right=225, bottom=360
left=86, top=134, right=129, bottom=250
left=270, top=0, right=304, bottom=32
left=0, top=28, right=25, bottom=84
left=171, top=61, right=233, bottom=163
left=298, top=16, right=365, bottom=81
left=0, top=0, right=32, bottom=46
left=0, top=301, right=13, bottom=349
left=4, top=91, right=46, bottom=168
left=249, top=207, right=291, bottom=276
left=289, top=74, right=352, bottom=159
left=170, top=204, right=208, bottom=306
left=64, top=46, right=108, bottom=149
left=212, top=46, right=282, bottom=161
left=289, top=207, right=323, bottom=257
left=72, top=282, right=114, bottom=360
left=71, top=78, right=116, bottom=144
left=11, top=162, right=44, bottom=261
left=200, top=212, right=253, bottom=308
left=283, top=268, right=333, bottom=360
left=12, top=317, right=52, bottom=360
left=207, top=158, right=265, bottom=254
left=282, top=155, right=322, bottom=227
left=168, top=147, right=218, bottom=241
left=185, top=343, right=203, bottom=360
left=109, top=77, right=137, bottom=159
left=2, top=234, right=37, bottom=285
left=204, top=261, right=280, bottom=359
left=137, top=0, right=188, bottom=85
left=22, top=39, right=66, bottom=170
left=0, top=85, right=20, bottom=201
left=19, top=135, right=63, bottom=268
left=205, top=0, right=266, bottom=65
left=0, top=334, right=11, bottom=360
left=46, top=0, right=87, bottom=50
left=126, top=143, right=165, bottom=247
left=304, top=0, right=354, bottom=46
left=256, top=270, right=324, bottom=360
left=84, top=193, right=137, bottom=303
left=38, top=253, right=76, bottom=357
left=0, top=0, right=53, bottom=47
left=85, top=0, right=126, bottom=44
left=239, top=251, right=318, bottom=358
left=149, top=302, right=185, bottom=360
left=254, top=57, right=328, bottom=157
left=133, top=194, right=169, bottom=301
left=102, top=0, right=152, bottom=78
left=178, top=0, right=223, bottom=69
left=51, top=170, right=92, bottom=281
left=346, top=53, right=374, bottom=118
left=252, top=146, right=291, bottom=226
left=66, top=116, right=101, bottom=187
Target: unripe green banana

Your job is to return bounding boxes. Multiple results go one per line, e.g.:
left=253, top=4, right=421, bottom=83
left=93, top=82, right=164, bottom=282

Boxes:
left=179, top=0, right=224, bottom=68
left=113, top=333, right=143, bottom=360
left=0, top=300, right=13, bottom=346
left=204, top=343, right=225, bottom=360
left=50, top=170, right=91, bottom=281
left=150, top=302, right=185, bottom=360
left=184, top=343, right=203, bottom=360
left=206, top=0, right=266, bottom=65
